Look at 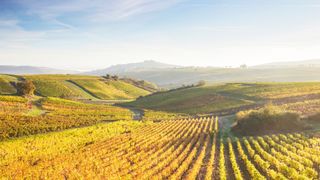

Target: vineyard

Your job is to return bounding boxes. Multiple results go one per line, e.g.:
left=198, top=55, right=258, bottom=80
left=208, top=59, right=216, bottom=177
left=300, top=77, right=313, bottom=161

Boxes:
left=2, top=80, right=320, bottom=179
left=24, top=75, right=151, bottom=100
left=2, top=116, right=320, bottom=179
left=281, top=99, right=320, bottom=116
left=0, top=74, right=153, bottom=100
left=0, top=96, right=132, bottom=140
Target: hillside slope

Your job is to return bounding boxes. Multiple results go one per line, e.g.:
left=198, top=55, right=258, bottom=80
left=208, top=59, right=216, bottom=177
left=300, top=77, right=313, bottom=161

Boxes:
left=123, top=82, right=320, bottom=114
left=0, top=75, right=18, bottom=94
left=0, top=74, right=152, bottom=100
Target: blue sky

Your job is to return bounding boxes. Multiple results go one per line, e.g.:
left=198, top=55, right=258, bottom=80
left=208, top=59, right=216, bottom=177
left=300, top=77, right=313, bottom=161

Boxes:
left=0, top=0, right=320, bottom=70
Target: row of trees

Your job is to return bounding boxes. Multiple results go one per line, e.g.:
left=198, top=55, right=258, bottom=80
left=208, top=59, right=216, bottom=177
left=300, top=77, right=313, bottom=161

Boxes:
left=104, top=74, right=119, bottom=80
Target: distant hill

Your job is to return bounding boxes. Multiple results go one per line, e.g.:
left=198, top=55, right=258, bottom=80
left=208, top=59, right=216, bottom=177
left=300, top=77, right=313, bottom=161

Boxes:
left=0, top=74, right=153, bottom=100
left=0, top=66, right=78, bottom=74
left=253, top=59, right=320, bottom=68
left=86, top=60, right=181, bottom=75
left=88, top=66, right=320, bottom=88
left=85, top=60, right=320, bottom=88
left=4, top=59, right=320, bottom=88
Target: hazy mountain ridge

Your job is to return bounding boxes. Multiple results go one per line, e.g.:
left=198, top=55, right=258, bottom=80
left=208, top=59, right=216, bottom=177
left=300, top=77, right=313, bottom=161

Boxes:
left=115, top=67, right=320, bottom=88
left=253, top=59, right=320, bottom=68
left=2, top=59, right=320, bottom=88
left=87, top=60, right=182, bottom=75
left=85, top=59, right=320, bottom=87
left=0, top=66, right=78, bottom=75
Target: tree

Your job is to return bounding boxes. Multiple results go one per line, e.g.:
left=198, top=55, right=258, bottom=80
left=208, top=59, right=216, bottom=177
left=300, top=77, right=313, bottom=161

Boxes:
left=197, top=80, right=206, bottom=87
left=17, top=80, right=36, bottom=97
left=105, top=74, right=111, bottom=79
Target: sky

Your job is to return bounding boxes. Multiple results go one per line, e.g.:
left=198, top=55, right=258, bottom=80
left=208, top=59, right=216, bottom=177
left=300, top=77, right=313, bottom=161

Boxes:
left=0, top=0, right=320, bottom=70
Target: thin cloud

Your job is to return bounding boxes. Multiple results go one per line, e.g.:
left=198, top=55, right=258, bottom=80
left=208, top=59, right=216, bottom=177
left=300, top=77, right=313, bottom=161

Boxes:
left=0, top=18, right=62, bottom=49
left=0, top=19, right=19, bottom=27
left=14, top=0, right=183, bottom=22
left=192, top=26, right=250, bottom=32
left=91, top=0, right=184, bottom=21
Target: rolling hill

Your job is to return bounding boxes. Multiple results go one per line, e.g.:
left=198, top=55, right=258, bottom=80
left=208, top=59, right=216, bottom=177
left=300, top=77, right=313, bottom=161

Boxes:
left=123, top=82, right=320, bottom=114
left=0, top=74, right=153, bottom=100
left=0, top=74, right=18, bottom=94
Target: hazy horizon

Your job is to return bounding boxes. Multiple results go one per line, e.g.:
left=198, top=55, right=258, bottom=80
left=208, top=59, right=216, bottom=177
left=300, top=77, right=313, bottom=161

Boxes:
left=2, top=58, right=320, bottom=72
left=1, top=0, right=320, bottom=70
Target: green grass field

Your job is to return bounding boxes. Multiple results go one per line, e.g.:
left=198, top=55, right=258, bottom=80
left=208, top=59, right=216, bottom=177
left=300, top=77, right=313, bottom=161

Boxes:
left=124, top=85, right=254, bottom=114
left=214, top=82, right=320, bottom=99
left=124, top=82, right=320, bottom=114
left=0, top=75, right=18, bottom=94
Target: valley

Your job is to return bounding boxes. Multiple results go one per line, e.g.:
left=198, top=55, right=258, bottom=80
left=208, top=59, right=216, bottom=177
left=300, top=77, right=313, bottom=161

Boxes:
left=2, top=74, right=320, bottom=179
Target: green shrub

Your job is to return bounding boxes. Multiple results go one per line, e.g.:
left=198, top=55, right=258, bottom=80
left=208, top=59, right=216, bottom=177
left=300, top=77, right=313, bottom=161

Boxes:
left=233, top=104, right=308, bottom=135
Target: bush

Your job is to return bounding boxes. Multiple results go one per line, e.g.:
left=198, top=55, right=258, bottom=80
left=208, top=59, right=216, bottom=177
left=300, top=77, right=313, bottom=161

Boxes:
left=232, top=104, right=308, bottom=135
